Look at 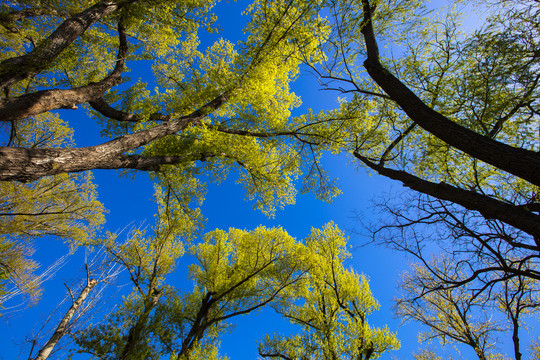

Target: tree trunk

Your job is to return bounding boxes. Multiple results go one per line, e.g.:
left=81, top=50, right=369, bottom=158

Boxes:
left=359, top=0, right=540, bottom=187
left=473, top=346, right=488, bottom=360
left=511, top=316, right=522, bottom=360
left=32, top=279, right=98, bottom=360
left=0, top=95, right=227, bottom=182
left=0, top=0, right=128, bottom=89
left=355, top=152, right=540, bottom=242
left=118, top=289, right=162, bottom=360
left=0, top=21, right=127, bottom=122
left=177, top=292, right=215, bottom=359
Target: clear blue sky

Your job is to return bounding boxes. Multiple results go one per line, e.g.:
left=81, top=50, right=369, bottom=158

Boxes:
left=0, top=1, right=526, bottom=359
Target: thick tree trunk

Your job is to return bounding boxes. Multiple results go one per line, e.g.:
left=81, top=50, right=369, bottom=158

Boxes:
left=0, top=22, right=128, bottom=122
left=0, top=0, right=129, bottom=89
left=0, top=95, right=227, bottom=182
left=0, top=79, right=122, bottom=121
left=32, top=279, right=98, bottom=360
left=355, top=152, right=540, bottom=242
left=359, top=0, right=540, bottom=187
left=177, top=292, right=215, bottom=359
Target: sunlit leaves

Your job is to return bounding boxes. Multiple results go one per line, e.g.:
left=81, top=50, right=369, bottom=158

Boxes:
left=395, top=257, right=512, bottom=359
left=260, top=223, right=400, bottom=359
left=190, top=225, right=305, bottom=301
left=0, top=113, right=105, bottom=307
left=0, top=238, right=37, bottom=305
left=0, top=172, right=105, bottom=246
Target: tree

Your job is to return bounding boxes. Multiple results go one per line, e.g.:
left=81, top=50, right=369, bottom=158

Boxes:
left=396, top=258, right=503, bottom=360
left=372, top=190, right=540, bottom=294
left=374, top=191, right=540, bottom=359
left=32, top=275, right=98, bottom=360
left=143, top=0, right=540, bottom=287
left=395, top=256, right=540, bottom=360
left=1, top=0, right=537, bottom=258
left=0, top=112, right=105, bottom=308
left=273, top=1, right=539, bottom=353
left=0, top=0, right=335, bottom=214
left=496, top=275, right=540, bottom=360
left=71, top=221, right=399, bottom=359
left=0, top=2, right=354, bottom=357
left=293, top=0, right=539, bottom=239
left=0, top=0, right=337, bottom=322
left=28, top=249, right=123, bottom=360
left=412, top=348, right=449, bottom=360
left=75, top=187, right=198, bottom=360
left=258, top=223, right=399, bottom=360
left=531, top=338, right=540, bottom=359
left=76, top=224, right=357, bottom=359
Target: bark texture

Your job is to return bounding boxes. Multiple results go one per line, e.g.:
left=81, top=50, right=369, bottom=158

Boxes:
left=33, top=279, right=98, bottom=360
left=0, top=80, right=121, bottom=121
left=0, top=95, right=227, bottom=182
left=360, top=0, right=540, bottom=187
left=0, top=0, right=128, bottom=89
left=0, top=20, right=128, bottom=121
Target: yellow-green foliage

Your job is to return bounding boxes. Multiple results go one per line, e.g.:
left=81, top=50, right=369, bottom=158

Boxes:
left=174, top=342, right=229, bottom=360
left=0, top=238, right=37, bottom=305
left=260, top=223, right=400, bottom=359
left=0, top=172, right=104, bottom=246
left=314, top=1, right=538, bottom=207
left=396, top=257, right=507, bottom=358
left=1, top=0, right=339, bottom=216
left=531, top=338, right=540, bottom=359
left=190, top=226, right=305, bottom=298
left=100, top=183, right=202, bottom=290
left=98, top=0, right=334, bottom=216
left=0, top=113, right=105, bottom=307
left=77, top=223, right=398, bottom=359
left=140, top=0, right=332, bottom=213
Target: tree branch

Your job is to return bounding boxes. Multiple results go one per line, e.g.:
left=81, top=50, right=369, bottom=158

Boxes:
left=359, top=0, right=540, bottom=187
left=88, top=98, right=142, bottom=122
left=354, top=151, right=540, bottom=241
left=0, top=93, right=228, bottom=182
left=0, top=19, right=128, bottom=121
left=0, top=0, right=131, bottom=89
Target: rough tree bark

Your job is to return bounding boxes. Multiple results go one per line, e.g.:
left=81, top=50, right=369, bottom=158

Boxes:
left=0, top=0, right=131, bottom=89
left=0, top=21, right=128, bottom=122
left=0, top=95, right=227, bottom=182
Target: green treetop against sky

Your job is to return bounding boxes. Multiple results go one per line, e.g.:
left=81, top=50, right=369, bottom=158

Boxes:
left=0, top=0, right=539, bottom=359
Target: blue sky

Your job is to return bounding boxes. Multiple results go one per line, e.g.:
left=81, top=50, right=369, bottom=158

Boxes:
left=0, top=0, right=530, bottom=359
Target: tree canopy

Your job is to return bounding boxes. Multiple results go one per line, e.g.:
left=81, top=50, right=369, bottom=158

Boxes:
left=0, top=0, right=539, bottom=359
left=300, top=1, right=539, bottom=357
left=0, top=0, right=333, bottom=306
